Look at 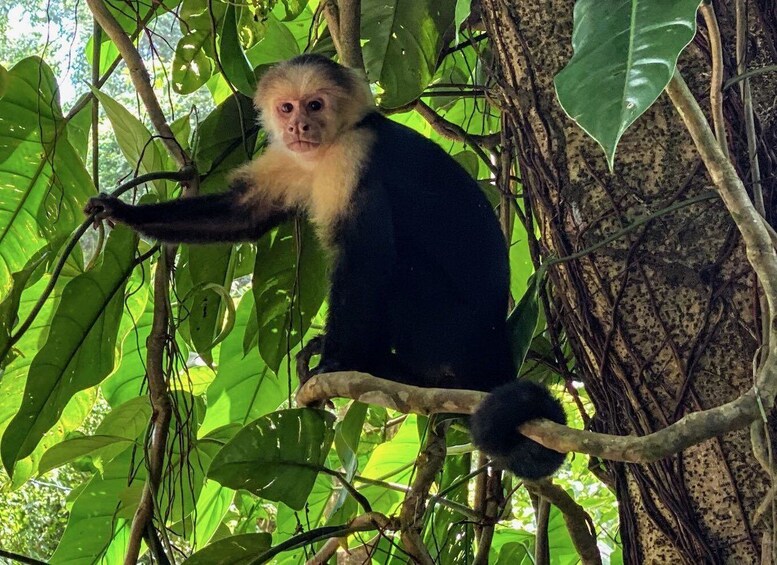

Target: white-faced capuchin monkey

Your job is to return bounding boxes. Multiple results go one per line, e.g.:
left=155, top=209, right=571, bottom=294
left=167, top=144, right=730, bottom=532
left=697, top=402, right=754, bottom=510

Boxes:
left=84, top=54, right=567, bottom=479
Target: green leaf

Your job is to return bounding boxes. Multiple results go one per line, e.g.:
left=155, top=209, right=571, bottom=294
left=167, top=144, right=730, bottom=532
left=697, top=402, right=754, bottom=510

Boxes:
left=362, top=0, right=457, bottom=108
left=95, top=395, right=153, bottom=438
left=220, top=5, right=257, bottom=96
left=65, top=103, right=93, bottom=161
left=208, top=408, right=336, bottom=510
left=87, top=0, right=179, bottom=75
left=38, top=435, right=134, bottom=475
left=92, top=88, right=170, bottom=193
left=2, top=227, right=138, bottom=474
left=0, top=63, right=8, bottom=98
left=252, top=222, right=327, bottom=373
left=454, top=0, right=472, bottom=43
left=0, top=249, right=51, bottom=359
left=0, top=276, right=67, bottom=442
left=509, top=216, right=534, bottom=300
left=179, top=248, right=237, bottom=363
left=0, top=57, right=93, bottom=303
left=183, top=533, right=271, bottom=565
left=174, top=29, right=215, bottom=94
left=507, top=274, right=542, bottom=373
left=335, top=402, right=368, bottom=474
left=359, top=414, right=420, bottom=516
left=554, top=0, right=700, bottom=170
left=11, top=387, right=97, bottom=488
left=245, top=14, right=301, bottom=67
left=191, top=480, right=234, bottom=549
left=194, top=93, right=257, bottom=172
left=49, top=448, right=140, bottom=564
left=101, top=301, right=155, bottom=406
left=199, top=293, right=287, bottom=435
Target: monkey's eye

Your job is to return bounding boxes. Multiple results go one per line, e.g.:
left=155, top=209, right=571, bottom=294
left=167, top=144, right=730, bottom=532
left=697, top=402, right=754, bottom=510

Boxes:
left=280, top=102, right=294, bottom=113
left=307, top=99, right=323, bottom=112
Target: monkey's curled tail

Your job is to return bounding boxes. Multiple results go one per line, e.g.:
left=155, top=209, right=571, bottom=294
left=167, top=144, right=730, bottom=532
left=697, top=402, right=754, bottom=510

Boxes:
left=470, top=381, right=567, bottom=480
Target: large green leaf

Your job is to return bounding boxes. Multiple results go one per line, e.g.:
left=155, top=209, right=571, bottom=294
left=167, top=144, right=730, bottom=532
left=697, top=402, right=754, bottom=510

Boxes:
left=251, top=222, right=327, bottom=373
left=194, top=92, right=257, bottom=172
left=95, top=395, right=153, bottom=438
left=177, top=247, right=236, bottom=364
left=173, top=29, right=215, bottom=94
left=245, top=14, right=301, bottom=67
left=2, top=227, right=138, bottom=474
left=183, top=533, right=271, bottom=565
left=92, top=89, right=170, bottom=195
left=0, top=275, right=67, bottom=444
left=0, top=57, right=93, bottom=303
left=208, top=408, right=336, bottom=510
left=358, top=414, right=419, bottom=516
left=11, top=387, right=96, bottom=489
left=49, top=448, right=140, bottom=564
left=220, top=5, right=257, bottom=96
left=554, top=0, right=700, bottom=170
left=506, top=274, right=542, bottom=374
left=190, top=480, right=234, bottom=550
left=101, top=300, right=154, bottom=406
left=199, top=293, right=287, bottom=436
left=0, top=248, right=52, bottom=360
left=38, top=434, right=135, bottom=476
left=361, top=0, right=456, bottom=108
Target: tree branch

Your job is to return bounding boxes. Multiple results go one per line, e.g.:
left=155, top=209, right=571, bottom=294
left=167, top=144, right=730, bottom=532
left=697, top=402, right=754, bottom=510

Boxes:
left=335, top=0, right=364, bottom=69
left=297, top=371, right=774, bottom=464
left=699, top=2, right=729, bottom=158
left=414, top=100, right=501, bottom=149
left=665, top=70, right=777, bottom=320
left=86, top=0, right=190, bottom=167
left=84, top=3, right=196, bottom=562
left=400, top=422, right=448, bottom=565
left=525, top=480, right=602, bottom=565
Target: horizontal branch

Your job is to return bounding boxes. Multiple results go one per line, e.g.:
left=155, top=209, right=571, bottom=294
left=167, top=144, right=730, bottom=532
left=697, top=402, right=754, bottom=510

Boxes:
left=297, top=371, right=770, bottom=464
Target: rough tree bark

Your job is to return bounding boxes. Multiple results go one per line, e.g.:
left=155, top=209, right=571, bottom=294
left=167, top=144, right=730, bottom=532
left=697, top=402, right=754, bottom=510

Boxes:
left=480, top=1, right=777, bottom=563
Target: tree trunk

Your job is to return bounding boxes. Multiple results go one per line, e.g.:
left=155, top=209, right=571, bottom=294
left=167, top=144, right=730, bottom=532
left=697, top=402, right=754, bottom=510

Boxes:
left=480, top=1, right=777, bottom=563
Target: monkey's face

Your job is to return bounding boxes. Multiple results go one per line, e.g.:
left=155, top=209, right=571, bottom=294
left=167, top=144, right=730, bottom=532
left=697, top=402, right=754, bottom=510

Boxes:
left=271, top=92, right=339, bottom=155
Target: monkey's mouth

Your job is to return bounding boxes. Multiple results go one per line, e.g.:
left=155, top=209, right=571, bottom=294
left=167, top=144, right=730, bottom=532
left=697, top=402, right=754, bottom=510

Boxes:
left=287, top=140, right=321, bottom=152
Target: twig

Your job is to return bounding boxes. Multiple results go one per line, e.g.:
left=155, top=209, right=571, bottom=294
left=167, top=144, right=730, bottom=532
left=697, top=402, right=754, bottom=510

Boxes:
left=322, top=2, right=342, bottom=63
left=352, top=474, right=481, bottom=520
left=0, top=549, right=48, bottom=565
left=252, top=513, right=395, bottom=565
left=723, top=65, right=777, bottom=90
left=399, top=422, right=447, bottom=565
left=305, top=513, right=391, bottom=565
left=473, top=469, right=500, bottom=565
left=541, top=191, right=719, bottom=273
left=526, top=479, right=602, bottom=565
left=532, top=493, right=550, bottom=565
left=86, top=0, right=190, bottom=167
left=699, top=2, right=729, bottom=158
left=414, top=100, right=501, bottom=159
left=91, top=18, right=102, bottom=188
left=665, top=71, right=777, bottom=311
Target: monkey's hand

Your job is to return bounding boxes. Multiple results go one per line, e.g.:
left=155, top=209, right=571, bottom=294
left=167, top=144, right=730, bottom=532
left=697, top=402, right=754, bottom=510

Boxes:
left=83, top=193, right=124, bottom=228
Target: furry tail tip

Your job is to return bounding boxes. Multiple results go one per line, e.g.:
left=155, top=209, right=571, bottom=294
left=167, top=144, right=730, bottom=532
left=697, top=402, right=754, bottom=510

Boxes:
left=470, top=380, right=567, bottom=480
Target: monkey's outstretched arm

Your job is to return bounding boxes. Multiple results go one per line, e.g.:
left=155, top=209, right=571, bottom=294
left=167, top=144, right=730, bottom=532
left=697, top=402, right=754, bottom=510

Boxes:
left=84, top=189, right=292, bottom=244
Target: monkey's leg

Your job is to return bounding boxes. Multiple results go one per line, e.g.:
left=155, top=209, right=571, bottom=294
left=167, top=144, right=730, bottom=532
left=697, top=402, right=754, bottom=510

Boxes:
left=84, top=191, right=291, bottom=244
